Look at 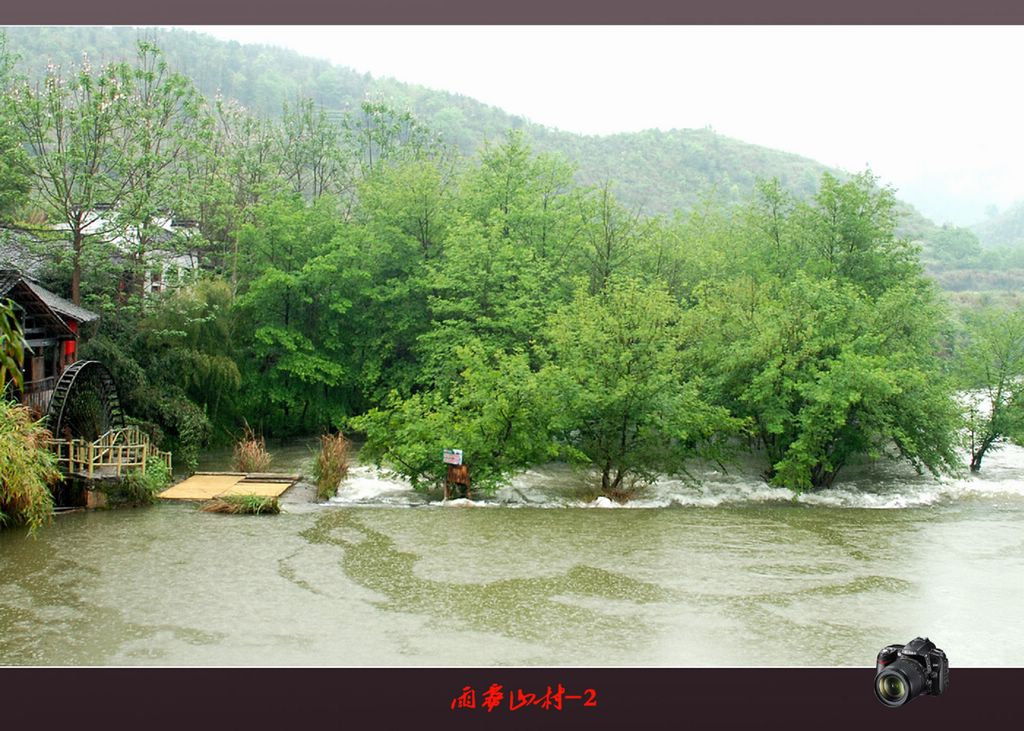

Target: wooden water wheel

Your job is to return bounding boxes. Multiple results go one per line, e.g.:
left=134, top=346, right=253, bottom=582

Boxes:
left=45, top=360, right=125, bottom=441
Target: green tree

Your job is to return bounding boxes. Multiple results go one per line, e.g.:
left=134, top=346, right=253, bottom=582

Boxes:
left=332, top=159, right=455, bottom=405
left=577, top=183, right=645, bottom=293
left=0, top=34, right=30, bottom=223
left=136, top=278, right=241, bottom=447
left=277, top=96, right=348, bottom=201
left=117, top=41, right=212, bottom=300
left=353, top=345, right=557, bottom=494
left=341, top=96, right=443, bottom=179
left=956, top=306, right=1024, bottom=472
left=11, top=52, right=136, bottom=304
left=416, top=134, right=583, bottom=385
left=684, top=172, right=962, bottom=491
left=543, top=278, right=734, bottom=499
left=792, top=171, right=920, bottom=297
left=418, top=215, right=559, bottom=386
left=233, top=194, right=349, bottom=435
left=205, top=98, right=289, bottom=284
left=929, top=225, right=982, bottom=267
left=691, top=271, right=960, bottom=491
left=462, top=130, right=579, bottom=256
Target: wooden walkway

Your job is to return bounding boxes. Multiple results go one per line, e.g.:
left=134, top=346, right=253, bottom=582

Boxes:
left=49, top=427, right=172, bottom=481
left=158, top=472, right=300, bottom=501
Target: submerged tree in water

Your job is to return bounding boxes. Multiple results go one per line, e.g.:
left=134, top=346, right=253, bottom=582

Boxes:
left=956, top=307, right=1024, bottom=472
left=690, top=175, right=962, bottom=491
left=543, top=277, right=735, bottom=500
left=353, top=344, right=558, bottom=494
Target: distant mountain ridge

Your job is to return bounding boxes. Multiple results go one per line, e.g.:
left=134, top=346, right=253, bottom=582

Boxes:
left=2, top=26, right=940, bottom=237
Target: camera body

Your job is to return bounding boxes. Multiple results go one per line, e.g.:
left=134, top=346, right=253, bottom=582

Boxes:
left=874, top=637, right=949, bottom=707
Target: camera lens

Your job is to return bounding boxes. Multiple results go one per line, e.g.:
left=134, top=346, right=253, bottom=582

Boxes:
left=875, top=658, right=927, bottom=708
left=877, top=674, right=907, bottom=704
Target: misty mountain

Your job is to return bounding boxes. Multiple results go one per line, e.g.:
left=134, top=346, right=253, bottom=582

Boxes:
left=2, top=26, right=943, bottom=243
left=971, top=201, right=1024, bottom=250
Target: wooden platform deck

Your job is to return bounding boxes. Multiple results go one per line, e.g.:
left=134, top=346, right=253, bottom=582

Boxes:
left=158, top=472, right=301, bottom=501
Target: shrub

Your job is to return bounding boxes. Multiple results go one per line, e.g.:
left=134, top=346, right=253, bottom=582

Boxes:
left=0, top=400, right=61, bottom=535
left=105, top=458, right=171, bottom=507
left=232, top=422, right=272, bottom=473
left=200, top=495, right=279, bottom=515
left=312, top=432, right=350, bottom=500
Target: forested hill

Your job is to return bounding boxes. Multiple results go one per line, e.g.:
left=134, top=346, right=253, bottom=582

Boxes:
left=972, top=202, right=1024, bottom=250
left=1, top=25, right=918, bottom=222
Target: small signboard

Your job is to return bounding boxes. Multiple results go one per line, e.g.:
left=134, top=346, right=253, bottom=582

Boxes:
left=443, top=449, right=463, bottom=465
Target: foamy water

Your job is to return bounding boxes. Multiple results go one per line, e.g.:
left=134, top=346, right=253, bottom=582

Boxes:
left=323, top=442, right=1024, bottom=511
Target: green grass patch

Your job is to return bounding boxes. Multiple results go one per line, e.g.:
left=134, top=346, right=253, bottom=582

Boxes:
left=200, top=494, right=280, bottom=515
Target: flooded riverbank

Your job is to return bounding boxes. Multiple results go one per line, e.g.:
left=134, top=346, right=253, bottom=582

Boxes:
left=2, top=443, right=1023, bottom=666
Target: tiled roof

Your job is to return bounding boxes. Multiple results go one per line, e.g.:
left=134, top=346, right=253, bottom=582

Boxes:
left=0, top=269, right=99, bottom=324
left=24, top=279, right=99, bottom=323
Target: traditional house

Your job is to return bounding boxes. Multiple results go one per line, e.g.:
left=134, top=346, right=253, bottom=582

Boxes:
left=63, top=207, right=203, bottom=296
left=0, top=270, right=99, bottom=416
left=1, top=208, right=203, bottom=301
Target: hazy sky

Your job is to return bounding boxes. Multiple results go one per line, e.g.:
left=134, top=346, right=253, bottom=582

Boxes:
left=183, top=26, right=1024, bottom=226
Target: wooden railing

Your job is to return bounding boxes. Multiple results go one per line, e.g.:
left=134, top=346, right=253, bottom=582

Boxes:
left=48, top=426, right=172, bottom=480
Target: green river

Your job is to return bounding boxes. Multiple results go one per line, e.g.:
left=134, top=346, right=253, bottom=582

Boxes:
left=2, top=441, right=1023, bottom=666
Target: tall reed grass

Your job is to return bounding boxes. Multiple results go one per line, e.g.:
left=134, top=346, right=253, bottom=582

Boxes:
left=232, top=422, right=272, bottom=473
left=313, top=432, right=350, bottom=500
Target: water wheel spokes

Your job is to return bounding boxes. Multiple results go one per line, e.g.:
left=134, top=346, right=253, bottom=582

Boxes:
left=46, top=360, right=125, bottom=442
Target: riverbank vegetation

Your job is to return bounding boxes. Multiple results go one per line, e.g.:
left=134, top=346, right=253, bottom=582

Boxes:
left=0, top=301, right=61, bottom=533
left=312, top=433, right=350, bottom=500
left=2, top=36, right=1022, bottom=505
left=0, top=400, right=61, bottom=534
left=104, top=460, right=172, bottom=506
left=200, top=495, right=280, bottom=515
left=232, top=424, right=272, bottom=473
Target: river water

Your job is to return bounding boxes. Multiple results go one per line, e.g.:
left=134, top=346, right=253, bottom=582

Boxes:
left=2, top=440, right=1023, bottom=666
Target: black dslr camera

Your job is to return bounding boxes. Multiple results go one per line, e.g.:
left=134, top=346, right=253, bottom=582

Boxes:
left=874, top=637, right=949, bottom=707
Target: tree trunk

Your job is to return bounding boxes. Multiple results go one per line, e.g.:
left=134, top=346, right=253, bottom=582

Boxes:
left=971, top=434, right=997, bottom=473
left=71, top=230, right=83, bottom=306
left=810, top=464, right=839, bottom=490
